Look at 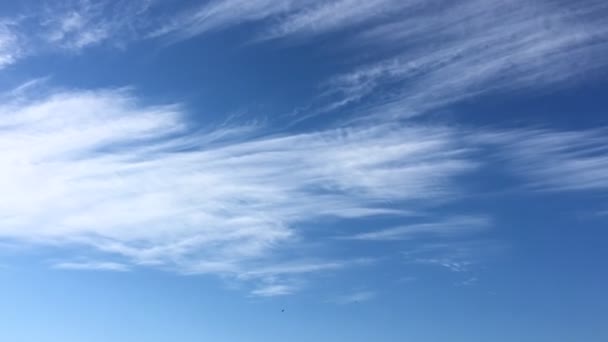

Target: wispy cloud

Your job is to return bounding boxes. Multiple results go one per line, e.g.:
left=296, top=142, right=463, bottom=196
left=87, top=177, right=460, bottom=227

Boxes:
left=240, top=260, right=375, bottom=296
left=417, top=258, right=472, bottom=273
left=459, top=276, right=479, bottom=286
left=347, top=216, right=489, bottom=241
left=320, top=0, right=608, bottom=118
left=482, top=129, right=608, bottom=192
left=145, top=0, right=608, bottom=117
left=3, top=82, right=599, bottom=294
left=333, top=290, right=376, bottom=304
left=237, top=261, right=348, bottom=280
left=39, top=0, right=152, bottom=50
left=258, top=0, right=410, bottom=41
left=0, top=83, right=480, bottom=294
left=53, top=261, right=130, bottom=272
left=151, top=0, right=414, bottom=43
left=0, top=0, right=152, bottom=62
left=149, top=0, right=298, bottom=41
left=402, top=240, right=502, bottom=275
left=0, top=20, right=23, bottom=69
left=251, top=284, right=295, bottom=297
left=0, top=0, right=603, bottom=301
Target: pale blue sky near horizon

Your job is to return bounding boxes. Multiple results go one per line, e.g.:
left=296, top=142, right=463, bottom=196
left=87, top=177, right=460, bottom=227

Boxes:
left=0, top=1, right=607, bottom=341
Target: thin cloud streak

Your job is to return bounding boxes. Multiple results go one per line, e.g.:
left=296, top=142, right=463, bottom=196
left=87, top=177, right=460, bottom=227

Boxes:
left=402, top=240, right=502, bottom=275
left=333, top=290, right=376, bottom=304
left=347, top=216, right=489, bottom=241
left=251, top=284, right=295, bottom=297
left=149, top=0, right=299, bottom=41
left=53, top=261, right=130, bottom=272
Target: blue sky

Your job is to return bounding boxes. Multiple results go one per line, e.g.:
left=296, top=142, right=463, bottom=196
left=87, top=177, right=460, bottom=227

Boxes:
left=0, top=0, right=607, bottom=341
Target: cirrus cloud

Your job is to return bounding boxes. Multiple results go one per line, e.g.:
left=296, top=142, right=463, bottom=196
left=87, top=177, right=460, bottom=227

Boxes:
left=0, top=83, right=480, bottom=294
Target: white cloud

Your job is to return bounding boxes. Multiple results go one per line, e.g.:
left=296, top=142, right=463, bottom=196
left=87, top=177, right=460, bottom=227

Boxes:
left=3, top=85, right=600, bottom=294
left=1, top=1, right=603, bottom=298
left=0, top=84, right=480, bottom=293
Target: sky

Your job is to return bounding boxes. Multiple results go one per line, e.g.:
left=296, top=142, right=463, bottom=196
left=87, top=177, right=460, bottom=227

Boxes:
left=0, top=0, right=607, bottom=341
